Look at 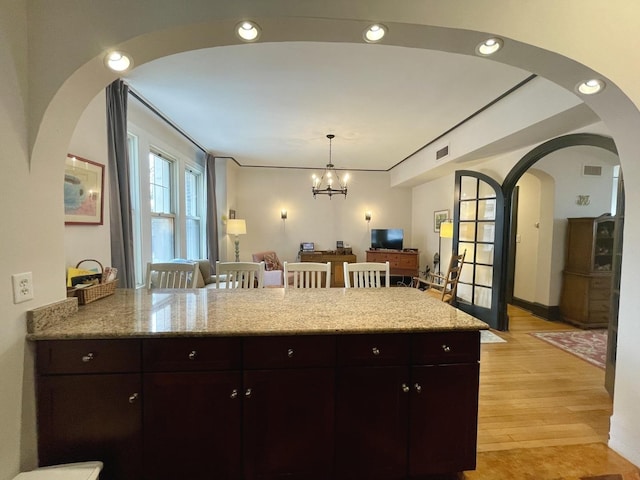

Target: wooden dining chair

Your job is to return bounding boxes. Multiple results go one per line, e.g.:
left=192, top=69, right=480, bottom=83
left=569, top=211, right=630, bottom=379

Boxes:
left=215, top=261, right=264, bottom=289
left=343, top=261, right=390, bottom=288
left=283, top=262, right=331, bottom=289
left=413, top=250, right=466, bottom=304
left=146, top=262, right=199, bottom=289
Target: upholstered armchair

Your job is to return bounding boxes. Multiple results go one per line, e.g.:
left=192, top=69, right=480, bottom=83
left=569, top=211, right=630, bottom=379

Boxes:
left=251, top=251, right=293, bottom=287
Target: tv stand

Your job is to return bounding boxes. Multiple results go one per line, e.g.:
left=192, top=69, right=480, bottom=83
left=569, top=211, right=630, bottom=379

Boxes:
left=366, top=250, right=419, bottom=277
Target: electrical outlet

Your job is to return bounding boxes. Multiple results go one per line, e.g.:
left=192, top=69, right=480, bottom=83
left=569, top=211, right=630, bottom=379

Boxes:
left=12, top=272, right=34, bottom=304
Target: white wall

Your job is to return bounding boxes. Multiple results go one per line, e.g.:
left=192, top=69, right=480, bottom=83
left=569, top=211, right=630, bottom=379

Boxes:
left=233, top=168, right=412, bottom=263
left=514, top=172, right=542, bottom=302
left=64, top=91, right=111, bottom=269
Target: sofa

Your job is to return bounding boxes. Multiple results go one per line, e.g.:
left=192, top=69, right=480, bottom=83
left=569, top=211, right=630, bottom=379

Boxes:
left=169, top=259, right=225, bottom=288
left=251, top=251, right=293, bottom=287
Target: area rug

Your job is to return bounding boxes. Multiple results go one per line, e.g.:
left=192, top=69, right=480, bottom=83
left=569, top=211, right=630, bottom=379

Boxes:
left=480, top=330, right=506, bottom=344
left=530, top=329, right=607, bottom=369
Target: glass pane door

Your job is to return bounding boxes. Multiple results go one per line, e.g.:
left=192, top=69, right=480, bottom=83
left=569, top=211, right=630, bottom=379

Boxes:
left=454, top=171, right=505, bottom=329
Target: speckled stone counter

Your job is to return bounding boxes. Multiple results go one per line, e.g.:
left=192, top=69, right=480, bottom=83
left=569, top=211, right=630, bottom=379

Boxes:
left=27, top=287, right=487, bottom=339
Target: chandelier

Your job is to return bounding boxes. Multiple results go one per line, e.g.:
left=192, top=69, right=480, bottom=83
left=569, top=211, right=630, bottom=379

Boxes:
left=312, top=134, right=349, bottom=199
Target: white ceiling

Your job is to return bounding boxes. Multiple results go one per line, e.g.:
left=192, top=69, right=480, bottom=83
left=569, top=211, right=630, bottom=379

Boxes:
left=124, top=41, right=582, bottom=172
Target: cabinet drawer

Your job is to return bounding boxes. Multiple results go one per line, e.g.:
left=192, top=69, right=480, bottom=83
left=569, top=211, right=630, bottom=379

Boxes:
left=337, top=334, right=410, bottom=366
left=244, top=335, right=336, bottom=369
left=589, top=288, right=611, bottom=301
left=589, top=300, right=610, bottom=313
left=143, top=337, right=241, bottom=371
left=589, top=312, right=610, bottom=324
left=37, top=339, right=141, bottom=375
left=412, top=331, right=480, bottom=365
left=590, top=277, right=611, bottom=289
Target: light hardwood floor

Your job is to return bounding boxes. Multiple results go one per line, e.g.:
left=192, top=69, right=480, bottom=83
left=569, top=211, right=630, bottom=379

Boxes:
left=462, top=305, right=640, bottom=480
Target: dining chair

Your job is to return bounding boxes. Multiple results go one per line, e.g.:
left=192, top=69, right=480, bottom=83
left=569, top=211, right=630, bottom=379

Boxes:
left=343, top=261, right=390, bottom=288
left=146, top=262, right=199, bottom=289
left=412, top=250, right=466, bottom=304
left=215, top=261, right=264, bottom=289
left=283, top=261, right=331, bottom=289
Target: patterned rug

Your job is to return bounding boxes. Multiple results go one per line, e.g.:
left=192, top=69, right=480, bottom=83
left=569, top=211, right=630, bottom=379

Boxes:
left=530, top=329, right=607, bottom=369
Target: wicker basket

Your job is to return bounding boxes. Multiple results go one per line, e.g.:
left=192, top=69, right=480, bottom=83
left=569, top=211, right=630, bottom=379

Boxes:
left=70, top=259, right=118, bottom=305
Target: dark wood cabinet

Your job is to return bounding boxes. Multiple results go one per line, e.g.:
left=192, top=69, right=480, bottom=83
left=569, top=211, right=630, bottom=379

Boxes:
left=36, top=340, right=142, bottom=480
left=335, top=331, right=480, bottom=478
left=560, top=216, right=615, bottom=328
left=366, top=250, right=419, bottom=278
left=35, top=331, right=480, bottom=479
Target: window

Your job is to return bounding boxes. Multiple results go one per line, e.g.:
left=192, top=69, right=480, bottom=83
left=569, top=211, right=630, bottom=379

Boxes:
left=128, top=133, right=144, bottom=287
left=185, top=169, right=202, bottom=259
left=149, top=151, right=175, bottom=262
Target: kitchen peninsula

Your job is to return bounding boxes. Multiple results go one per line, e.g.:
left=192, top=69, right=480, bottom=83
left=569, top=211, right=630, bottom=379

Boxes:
left=29, top=288, right=487, bottom=480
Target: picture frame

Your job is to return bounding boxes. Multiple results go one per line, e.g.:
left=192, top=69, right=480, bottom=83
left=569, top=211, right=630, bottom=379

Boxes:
left=229, top=209, right=236, bottom=219
left=434, top=209, right=449, bottom=233
left=64, top=154, right=104, bottom=225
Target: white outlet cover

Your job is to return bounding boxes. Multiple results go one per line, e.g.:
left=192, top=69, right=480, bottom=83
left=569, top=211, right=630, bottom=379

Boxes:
left=12, top=272, right=34, bottom=303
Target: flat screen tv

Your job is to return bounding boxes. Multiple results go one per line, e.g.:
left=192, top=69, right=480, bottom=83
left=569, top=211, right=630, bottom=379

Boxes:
left=371, top=229, right=403, bottom=250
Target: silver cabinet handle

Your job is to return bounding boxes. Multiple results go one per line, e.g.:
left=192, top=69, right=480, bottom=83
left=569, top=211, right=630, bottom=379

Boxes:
left=188, top=350, right=197, bottom=360
left=230, top=389, right=239, bottom=399
left=442, top=344, right=451, bottom=353
left=287, top=348, right=294, bottom=358
left=372, top=347, right=380, bottom=356
left=401, top=383, right=410, bottom=393
left=128, top=393, right=139, bottom=404
left=414, top=383, right=422, bottom=394
left=81, top=353, right=94, bottom=363
left=245, top=388, right=252, bottom=398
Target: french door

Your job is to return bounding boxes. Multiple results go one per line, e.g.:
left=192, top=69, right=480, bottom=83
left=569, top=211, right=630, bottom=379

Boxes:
left=453, top=171, right=505, bottom=330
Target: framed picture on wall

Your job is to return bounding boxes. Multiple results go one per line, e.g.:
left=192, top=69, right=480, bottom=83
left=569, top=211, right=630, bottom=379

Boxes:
left=64, top=154, right=104, bottom=225
left=229, top=209, right=236, bottom=219
left=434, top=209, right=449, bottom=233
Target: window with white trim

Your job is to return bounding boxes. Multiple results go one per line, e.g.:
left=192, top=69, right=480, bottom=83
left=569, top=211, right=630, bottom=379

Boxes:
left=185, top=168, right=202, bottom=259
left=149, top=151, right=176, bottom=262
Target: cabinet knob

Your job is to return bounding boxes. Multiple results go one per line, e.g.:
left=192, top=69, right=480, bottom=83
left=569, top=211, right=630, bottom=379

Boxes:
left=230, top=389, right=239, bottom=399
left=441, top=344, right=451, bottom=353
left=188, top=350, right=198, bottom=360
left=414, top=383, right=422, bottom=394
left=81, top=353, right=94, bottom=363
left=401, top=383, right=410, bottom=393
left=128, top=393, right=139, bottom=404
left=372, top=347, right=380, bottom=356
left=287, top=348, right=294, bottom=358
left=245, top=388, right=252, bottom=398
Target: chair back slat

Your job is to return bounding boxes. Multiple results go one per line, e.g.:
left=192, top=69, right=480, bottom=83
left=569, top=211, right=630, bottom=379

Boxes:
left=343, top=262, right=390, bottom=288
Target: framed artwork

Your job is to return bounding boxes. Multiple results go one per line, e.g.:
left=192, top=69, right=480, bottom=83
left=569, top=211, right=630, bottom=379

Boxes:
left=64, top=154, right=105, bottom=225
left=434, top=209, right=449, bottom=233
left=229, top=209, right=236, bottom=219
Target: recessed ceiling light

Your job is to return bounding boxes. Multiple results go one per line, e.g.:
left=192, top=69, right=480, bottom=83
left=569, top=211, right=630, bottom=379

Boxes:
left=577, top=79, right=605, bottom=95
left=364, top=24, right=387, bottom=43
left=236, top=21, right=261, bottom=42
left=476, top=37, right=503, bottom=56
left=105, top=51, right=132, bottom=72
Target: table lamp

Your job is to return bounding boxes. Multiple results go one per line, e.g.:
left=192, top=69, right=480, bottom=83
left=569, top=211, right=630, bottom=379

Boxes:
left=227, top=219, right=247, bottom=262
left=438, top=220, right=454, bottom=274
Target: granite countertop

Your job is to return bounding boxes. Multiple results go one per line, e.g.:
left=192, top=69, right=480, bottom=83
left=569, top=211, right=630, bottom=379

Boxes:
left=27, top=288, right=488, bottom=340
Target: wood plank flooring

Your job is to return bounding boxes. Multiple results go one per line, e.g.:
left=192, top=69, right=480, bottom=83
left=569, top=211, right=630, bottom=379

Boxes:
left=461, top=305, right=640, bottom=480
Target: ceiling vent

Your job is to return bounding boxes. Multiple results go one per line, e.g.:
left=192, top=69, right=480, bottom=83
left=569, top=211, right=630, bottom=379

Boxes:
left=436, top=145, right=449, bottom=160
left=582, top=165, right=602, bottom=176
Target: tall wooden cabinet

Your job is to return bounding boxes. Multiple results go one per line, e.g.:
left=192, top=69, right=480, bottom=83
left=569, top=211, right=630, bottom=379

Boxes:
left=560, top=215, right=615, bottom=329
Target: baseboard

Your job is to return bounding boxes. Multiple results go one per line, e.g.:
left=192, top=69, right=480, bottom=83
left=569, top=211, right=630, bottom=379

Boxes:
left=511, top=297, right=562, bottom=321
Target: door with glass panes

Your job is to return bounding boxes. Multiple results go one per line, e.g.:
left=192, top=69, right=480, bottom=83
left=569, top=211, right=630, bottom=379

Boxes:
left=453, top=171, right=505, bottom=330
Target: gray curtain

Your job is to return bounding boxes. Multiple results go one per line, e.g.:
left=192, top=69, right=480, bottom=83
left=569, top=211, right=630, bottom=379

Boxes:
left=206, top=154, right=219, bottom=272
left=106, top=79, right=135, bottom=288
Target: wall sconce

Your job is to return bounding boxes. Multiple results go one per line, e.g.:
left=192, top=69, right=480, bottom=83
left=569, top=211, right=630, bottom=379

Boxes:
left=281, top=209, right=288, bottom=220
left=365, top=211, right=372, bottom=222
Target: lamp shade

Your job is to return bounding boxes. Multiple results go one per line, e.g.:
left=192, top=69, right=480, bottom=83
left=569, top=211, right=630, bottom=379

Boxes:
left=440, top=221, right=454, bottom=239
left=227, top=219, right=246, bottom=236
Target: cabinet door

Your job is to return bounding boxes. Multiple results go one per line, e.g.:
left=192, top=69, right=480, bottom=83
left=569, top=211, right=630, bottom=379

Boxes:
left=37, top=373, right=142, bottom=480
left=143, top=371, right=242, bottom=480
left=335, top=366, right=409, bottom=480
left=243, top=368, right=335, bottom=480
left=408, top=363, right=480, bottom=475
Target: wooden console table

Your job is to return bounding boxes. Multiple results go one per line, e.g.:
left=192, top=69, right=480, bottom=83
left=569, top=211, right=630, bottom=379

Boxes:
left=366, top=250, right=419, bottom=278
left=300, top=251, right=357, bottom=287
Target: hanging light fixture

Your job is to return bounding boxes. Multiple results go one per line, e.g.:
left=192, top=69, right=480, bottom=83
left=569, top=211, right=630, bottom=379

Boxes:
left=312, top=134, right=349, bottom=199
